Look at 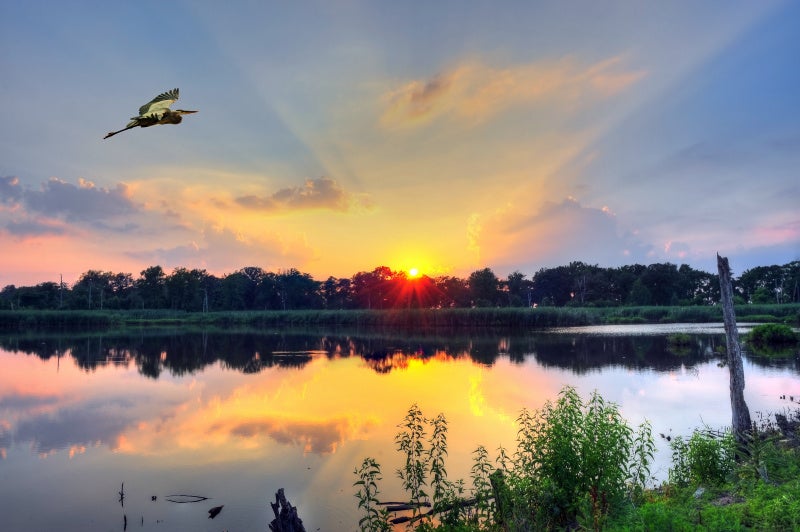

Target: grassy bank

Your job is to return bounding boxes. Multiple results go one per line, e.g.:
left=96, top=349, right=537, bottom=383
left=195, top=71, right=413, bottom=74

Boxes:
left=0, top=304, right=798, bottom=331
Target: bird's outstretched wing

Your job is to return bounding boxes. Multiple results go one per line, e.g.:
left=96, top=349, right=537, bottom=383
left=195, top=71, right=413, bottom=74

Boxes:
left=138, top=88, right=180, bottom=118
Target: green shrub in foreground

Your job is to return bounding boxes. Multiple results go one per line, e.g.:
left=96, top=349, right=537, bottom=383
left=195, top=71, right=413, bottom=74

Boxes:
left=668, top=430, right=736, bottom=487
left=355, top=386, right=654, bottom=531
left=513, top=387, right=655, bottom=529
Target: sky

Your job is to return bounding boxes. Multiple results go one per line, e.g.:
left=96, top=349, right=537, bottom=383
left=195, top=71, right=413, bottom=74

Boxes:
left=1, top=1, right=798, bottom=287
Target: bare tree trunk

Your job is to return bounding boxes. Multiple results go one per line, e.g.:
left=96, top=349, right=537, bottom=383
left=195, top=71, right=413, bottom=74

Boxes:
left=717, top=254, right=752, bottom=444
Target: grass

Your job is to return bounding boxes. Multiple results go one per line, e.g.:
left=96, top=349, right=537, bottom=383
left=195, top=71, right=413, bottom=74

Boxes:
left=1, top=304, right=798, bottom=331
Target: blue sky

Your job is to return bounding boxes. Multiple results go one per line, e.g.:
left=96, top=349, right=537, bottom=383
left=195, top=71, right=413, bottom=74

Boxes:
left=1, top=0, right=798, bottom=286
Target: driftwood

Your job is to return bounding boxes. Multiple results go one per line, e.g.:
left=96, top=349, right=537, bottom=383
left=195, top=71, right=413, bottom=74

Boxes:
left=717, top=254, right=752, bottom=445
left=383, top=497, right=478, bottom=525
left=269, top=488, right=306, bottom=532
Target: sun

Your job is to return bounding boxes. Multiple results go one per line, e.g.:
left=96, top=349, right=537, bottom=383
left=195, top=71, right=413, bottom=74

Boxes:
left=408, top=267, right=420, bottom=278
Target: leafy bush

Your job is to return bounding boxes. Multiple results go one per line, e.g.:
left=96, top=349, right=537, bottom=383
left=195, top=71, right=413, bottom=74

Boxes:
left=513, top=387, right=653, bottom=529
left=747, top=323, right=798, bottom=346
left=354, top=388, right=654, bottom=530
left=669, top=430, right=736, bottom=487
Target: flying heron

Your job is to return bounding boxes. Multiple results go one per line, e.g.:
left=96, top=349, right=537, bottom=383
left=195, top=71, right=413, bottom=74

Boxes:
left=104, top=88, right=197, bottom=139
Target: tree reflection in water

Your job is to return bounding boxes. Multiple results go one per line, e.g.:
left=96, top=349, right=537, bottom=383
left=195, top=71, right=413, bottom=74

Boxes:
left=1, top=327, right=796, bottom=378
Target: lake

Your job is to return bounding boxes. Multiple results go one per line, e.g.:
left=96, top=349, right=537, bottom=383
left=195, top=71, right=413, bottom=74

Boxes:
left=1, top=324, right=798, bottom=531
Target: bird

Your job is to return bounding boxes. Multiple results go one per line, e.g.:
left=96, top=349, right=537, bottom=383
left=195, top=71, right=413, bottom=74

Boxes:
left=104, top=88, right=197, bottom=139
left=208, top=505, right=224, bottom=519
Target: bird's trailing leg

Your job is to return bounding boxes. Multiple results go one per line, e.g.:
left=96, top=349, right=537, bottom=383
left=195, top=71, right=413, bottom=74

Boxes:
left=104, top=125, right=137, bottom=139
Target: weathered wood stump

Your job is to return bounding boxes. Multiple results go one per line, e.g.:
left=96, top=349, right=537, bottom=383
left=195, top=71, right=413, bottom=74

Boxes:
left=268, top=488, right=306, bottom=532
left=717, top=254, right=752, bottom=446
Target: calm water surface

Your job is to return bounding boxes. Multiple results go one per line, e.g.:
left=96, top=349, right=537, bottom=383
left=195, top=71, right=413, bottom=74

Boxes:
left=1, top=324, right=798, bottom=531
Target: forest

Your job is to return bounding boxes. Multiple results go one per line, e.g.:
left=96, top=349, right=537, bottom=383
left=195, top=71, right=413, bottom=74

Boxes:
left=1, top=261, right=798, bottom=312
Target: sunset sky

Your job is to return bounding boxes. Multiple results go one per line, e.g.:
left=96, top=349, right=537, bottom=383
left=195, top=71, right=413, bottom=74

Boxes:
left=1, top=1, right=798, bottom=287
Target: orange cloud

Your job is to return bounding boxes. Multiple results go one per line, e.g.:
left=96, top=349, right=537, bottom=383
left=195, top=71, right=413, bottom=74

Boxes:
left=381, top=55, right=646, bottom=128
left=235, top=177, right=369, bottom=213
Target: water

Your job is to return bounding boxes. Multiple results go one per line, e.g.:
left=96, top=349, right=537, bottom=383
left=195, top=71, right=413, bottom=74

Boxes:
left=0, top=325, right=797, bottom=531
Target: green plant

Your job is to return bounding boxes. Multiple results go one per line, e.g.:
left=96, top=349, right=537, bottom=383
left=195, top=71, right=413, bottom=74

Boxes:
left=669, top=430, right=735, bottom=487
left=396, top=403, right=430, bottom=523
left=470, top=445, right=494, bottom=524
left=512, top=387, right=653, bottom=529
left=354, top=457, right=391, bottom=531
left=668, top=435, right=691, bottom=487
left=628, top=419, right=656, bottom=503
left=667, top=333, right=692, bottom=346
left=428, top=413, right=451, bottom=512
left=747, top=323, right=798, bottom=346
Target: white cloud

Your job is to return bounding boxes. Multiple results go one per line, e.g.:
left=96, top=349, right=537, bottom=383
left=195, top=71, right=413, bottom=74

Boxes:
left=469, top=197, right=652, bottom=273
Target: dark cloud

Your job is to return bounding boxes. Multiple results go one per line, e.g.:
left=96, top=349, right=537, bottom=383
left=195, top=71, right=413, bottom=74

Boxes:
left=235, top=177, right=354, bottom=212
left=0, top=394, right=59, bottom=410
left=0, top=177, right=144, bottom=237
left=0, top=176, right=22, bottom=205
left=25, top=178, right=139, bottom=222
left=13, top=404, right=133, bottom=455
left=5, top=218, right=67, bottom=237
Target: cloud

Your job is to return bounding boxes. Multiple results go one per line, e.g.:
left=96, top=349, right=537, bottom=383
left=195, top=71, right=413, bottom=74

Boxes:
left=469, top=197, right=652, bottom=272
left=664, top=240, right=691, bottom=260
left=0, top=177, right=144, bottom=238
left=6, top=218, right=69, bottom=237
left=381, top=56, right=646, bottom=128
left=225, top=414, right=376, bottom=454
left=126, top=226, right=316, bottom=273
left=13, top=404, right=133, bottom=456
left=0, top=176, right=22, bottom=205
left=235, top=176, right=365, bottom=212
left=25, top=178, right=139, bottom=221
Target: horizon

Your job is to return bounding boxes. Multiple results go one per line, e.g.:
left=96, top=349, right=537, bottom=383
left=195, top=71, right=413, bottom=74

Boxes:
left=4, top=257, right=796, bottom=290
left=2, top=2, right=798, bottom=288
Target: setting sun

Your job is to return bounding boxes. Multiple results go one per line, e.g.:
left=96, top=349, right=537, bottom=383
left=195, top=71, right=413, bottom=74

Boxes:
left=408, top=267, right=420, bottom=278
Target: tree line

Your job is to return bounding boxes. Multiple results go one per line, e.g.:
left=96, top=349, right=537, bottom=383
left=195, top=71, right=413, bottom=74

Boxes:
left=1, top=261, right=798, bottom=312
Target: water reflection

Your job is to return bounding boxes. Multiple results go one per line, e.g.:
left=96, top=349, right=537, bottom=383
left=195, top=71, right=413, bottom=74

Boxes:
left=0, top=326, right=798, bottom=531
left=2, top=327, right=797, bottom=379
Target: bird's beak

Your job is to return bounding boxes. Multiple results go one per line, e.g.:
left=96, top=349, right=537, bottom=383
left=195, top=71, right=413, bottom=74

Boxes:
left=178, top=110, right=198, bottom=114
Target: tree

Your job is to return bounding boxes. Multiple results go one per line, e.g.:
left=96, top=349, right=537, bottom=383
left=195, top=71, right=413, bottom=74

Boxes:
left=165, top=268, right=208, bottom=311
left=137, top=266, right=167, bottom=309
left=627, top=279, right=652, bottom=306
left=351, top=267, right=395, bottom=309
left=219, top=271, right=251, bottom=310
left=72, top=270, right=116, bottom=310
left=677, top=264, right=719, bottom=305
left=640, top=263, right=682, bottom=306
left=504, top=271, right=531, bottom=307
left=321, top=276, right=351, bottom=309
left=433, top=276, right=470, bottom=308
left=468, top=268, right=500, bottom=307
left=0, top=285, right=16, bottom=309
left=738, top=262, right=799, bottom=303
left=531, top=266, right=574, bottom=306
left=13, top=282, right=61, bottom=309
left=278, top=269, right=323, bottom=310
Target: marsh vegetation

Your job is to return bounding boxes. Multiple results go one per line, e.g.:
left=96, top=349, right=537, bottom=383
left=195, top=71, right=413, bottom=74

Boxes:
left=356, top=390, right=800, bottom=531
